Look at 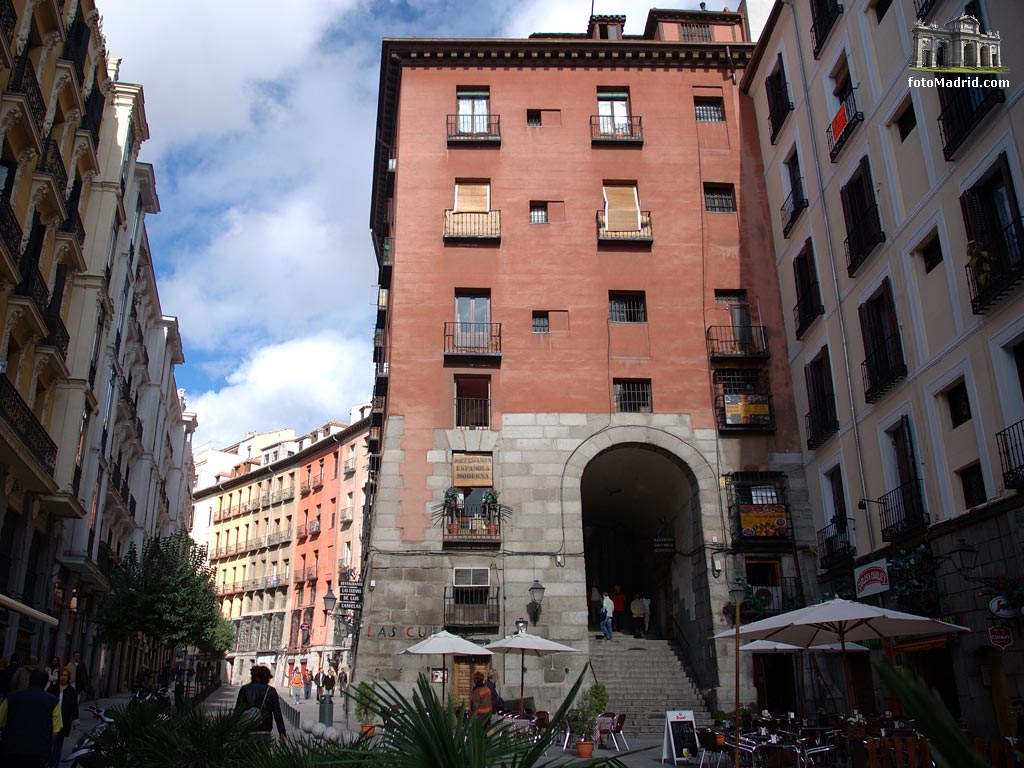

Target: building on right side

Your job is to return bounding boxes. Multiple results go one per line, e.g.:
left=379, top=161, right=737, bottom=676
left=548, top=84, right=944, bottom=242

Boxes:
left=742, top=0, right=1023, bottom=738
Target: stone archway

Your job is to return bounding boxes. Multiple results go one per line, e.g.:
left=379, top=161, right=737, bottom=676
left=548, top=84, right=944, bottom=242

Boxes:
left=964, top=41, right=977, bottom=67
left=980, top=46, right=990, bottom=67
left=936, top=43, right=946, bottom=67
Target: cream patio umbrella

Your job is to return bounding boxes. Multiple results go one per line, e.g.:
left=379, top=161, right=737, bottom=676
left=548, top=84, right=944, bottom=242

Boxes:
left=400, top=629, right=493, bottom=702
left=484, top=630, right=579, bottom=713
left=715, top=598, right=969, bottom=711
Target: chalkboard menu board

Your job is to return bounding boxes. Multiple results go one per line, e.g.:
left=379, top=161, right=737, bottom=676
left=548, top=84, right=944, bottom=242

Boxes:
left=661, top=710, right=699, bottom=763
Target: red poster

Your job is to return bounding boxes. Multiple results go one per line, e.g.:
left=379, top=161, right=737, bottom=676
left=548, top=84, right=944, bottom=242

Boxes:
left=830, top=102, right=848, bottom=139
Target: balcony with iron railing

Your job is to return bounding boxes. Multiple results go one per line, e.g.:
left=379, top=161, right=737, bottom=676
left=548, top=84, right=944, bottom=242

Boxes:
left=938, top=86, right=1005, bottom=162
left=300, top=479, right=311, bottom=495
left=745, top=577, right=804, bottom=617
left=0, top=197, right=22, bottom=265
left=296, top=522, right=308, bottom=539
left=767, top=82, right=793, bottom=144
left=878, top=478, right=928, bottom=542
left=443, top=209, right=501, bottom=240
left=816, top=521, right=855, bottom=570
left=596, top=210, right=653, bottom=243
left=443, top=322, right=502, bottom=358
left=826, top=90, right=863, bottom=162
left=861, top=331, right=907, bottom=403
left=443, top=586, right=500, bottom=628
left=80, top=87, right=105, bottom=149
left=731, top=501, right=793, bottom=545
left=8, top=55, right=46, bottom=135
left=713, top=372, right=776, bottom=433
left=441, top=503, right=503, bottom=547
left=343, top=457, right=356, bottom=475
left=805, top=392, right=839, bottom=451
left=455, top=397, right=491, bottom=430
left=41, top=311, right=70, bottom=362
left=0, top=0, right=16, bottom=46
left=965, top=216, right=1024, bottom=314
left=339, top=506, right=354, bottom=523
left=996, top=419, right=1024, bottom=490
left=706, top=325, right=769, bottom=360
left=266, top=528, right=292, bottom=546
left=810, top=0, right=844, bottom=59
left=590, top=115, right=643, bottom=144
left=793, top=283, right=824, bottom=340
left=37, top=139, right=68, bottom=203
left=282, top=484, right=295, bottom=501
left=311, top=472, right=324, bottom=490
left=844, top=202, right=885, bottom=276
left=13, top=263, right=50, bottom=326
left=59, top=206, right=86, bottom=248
left=293, top=568, right=305, bottom=584
left=781, top=178, right=808, bottom=237
left=446, top=114, right=501, bottom=144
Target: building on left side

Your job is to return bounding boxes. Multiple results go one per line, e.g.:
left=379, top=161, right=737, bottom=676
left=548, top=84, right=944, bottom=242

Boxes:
left=0, top=0, right=196, bottom=695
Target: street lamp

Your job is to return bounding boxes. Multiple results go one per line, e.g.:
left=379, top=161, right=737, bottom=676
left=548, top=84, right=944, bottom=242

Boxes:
left=319, top=589, right=339, bottom=727
left=728, top=576, right=747, bottom=768
left=526, top=580, right=545, bottom=625
left=322, top=587, right=337, bottom=615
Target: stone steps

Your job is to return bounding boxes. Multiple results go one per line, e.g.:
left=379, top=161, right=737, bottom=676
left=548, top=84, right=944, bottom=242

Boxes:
left=588, top=637, right=711, bottom=737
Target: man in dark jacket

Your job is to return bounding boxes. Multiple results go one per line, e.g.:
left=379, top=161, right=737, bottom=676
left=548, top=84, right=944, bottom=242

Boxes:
left=0, top=668, right=62, bottom=767
left=235, top=666, right=286, bottom=742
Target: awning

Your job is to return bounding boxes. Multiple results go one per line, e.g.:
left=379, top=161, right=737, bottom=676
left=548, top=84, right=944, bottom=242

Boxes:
left=0, top=592, right=59, bottom=628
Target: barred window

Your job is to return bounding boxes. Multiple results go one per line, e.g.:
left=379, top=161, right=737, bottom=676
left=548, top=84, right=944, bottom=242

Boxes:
left=704, top=184, right=736, bottom=213
left=726, top=472, right=787, bottom=505
left=694, top=97, right=725, bottom=123
left=526, top=109, right=542, bottom=127
left=532, top=311, right=549, bottom=333
left=609, top=292, right=647, bottom=323
left=530, top=201, right=548, bottom=224
left=713, top=368, right=765, bottom=395
left=613, top=379, right=652, bottom=413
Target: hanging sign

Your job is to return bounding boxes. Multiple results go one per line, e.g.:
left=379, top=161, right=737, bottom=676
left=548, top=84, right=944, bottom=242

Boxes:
left=452, top=453, right=493, bottom=487
left=989, top=626, right=1012, bottom=649
left=988, top=596, right=1017, bottom=619
left=855, top=558, right=890, bottom=598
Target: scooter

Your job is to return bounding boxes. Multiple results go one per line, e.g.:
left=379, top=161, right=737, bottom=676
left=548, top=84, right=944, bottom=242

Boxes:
left=64, top=706, right=115, bottom=768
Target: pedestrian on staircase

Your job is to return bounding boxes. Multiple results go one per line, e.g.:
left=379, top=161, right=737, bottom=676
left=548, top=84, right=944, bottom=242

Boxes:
left=600, top=592, right=615, bottom=640
left=630, top=593, right=647, bottom=638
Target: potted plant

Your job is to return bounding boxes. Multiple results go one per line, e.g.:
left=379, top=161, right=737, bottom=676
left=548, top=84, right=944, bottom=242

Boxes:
left=566, top=696, right=598, bottom=758
left=586, top=681, right=608, bottom=715
left=354, top=681, right=377, bottom=737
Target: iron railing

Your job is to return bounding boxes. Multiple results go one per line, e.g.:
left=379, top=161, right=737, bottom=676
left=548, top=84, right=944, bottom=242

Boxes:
left=443, top=322, right=502, bottom=356
left=965, top=216, right=1024, bottom=314
left=0, top=0, right=16, bottom=46
left=0, top=198, right=22, bottom=262
left=590, top=115, right=643, bottom=143
left=861, top=331, right=907, bottom=403
left=767, top=82, right=793, bottom=144
left=282, top=484, right=295, bottom=500
left=781, top=178, right=808, bottom=237
left=446, top=114, right=501, bottom=142
left=38, top=139, right=68, bottom=200
left=443, top=210, right=501, bottom=240
left=844, top=202, right=885, bottom=275
left=731, top=501, right=792, bottom=542
left=0, top=374, right=56, bottom=474
left=938, top=86, right=1005, bottom=161
left=14, top=265, right=50, bottom=319
left=679, top=23, right=713, bottom=41
left=826, top=90, right=863, bottom=162
left=81, top=88, right=105, bottom=148
left=42, top=311, right=69, bottom=362
left=810, top=0, right=844, bottom=59
left=59, top=206, right=85, bottom=247
left=746, top=577, right=804, bottom=616
left=61, top=17, right=91, bottom=86
left=805, top=393, right=839, bottom=450
left=596, top=210, right=653, bottom=242
left=311, top=472, right=324, bottom=489
left=996, top=419, right=1024, bottom=490
left=713, top=370, right=776, bottom=432
left=9, top=56, right=46, bottom=135
left=793, top=282, right=824, bottom=339
left=878, top=479, right=928, bottom=542
left=455, top=396, right=490, bottom=429
left=816, top=522, right=855, bottom=570
left=443, top=586, right=500, bottom=627
left=706, top=325, right=769, bottom=359
left=441, top=503, right=503, bottom=546
left=343, top=457, right=356, bottom=474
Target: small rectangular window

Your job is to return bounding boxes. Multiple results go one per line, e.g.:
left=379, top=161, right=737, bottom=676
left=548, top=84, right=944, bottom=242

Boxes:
left=529, top=201, right=548, bottom=224
left=526, top=109, right=542, bottom=127
left=704, top=184, right=737, bottom=213
left=613, top=379, right=652, bottom=413
left=958, top=462, right=986, bottom=508
left=946, top=381, right=972, bottom=427
left=896, top=102, right=917, bottom=142
left=920, top=234, right=943, bottom=273
left=532, top=311, right=550, bottom=333
left=694, top=97, right=725, bottom=123
left=609, top=292, right=647, bottom=323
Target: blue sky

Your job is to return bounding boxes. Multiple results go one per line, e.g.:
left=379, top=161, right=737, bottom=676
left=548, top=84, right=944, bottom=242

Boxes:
left=97, top=0, right=772, bottom=448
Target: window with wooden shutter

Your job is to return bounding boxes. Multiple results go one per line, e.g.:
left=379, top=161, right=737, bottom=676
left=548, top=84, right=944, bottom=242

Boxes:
left=455, top=182, right=489, bottom=212
left=603, top=184, right=640, bottom=231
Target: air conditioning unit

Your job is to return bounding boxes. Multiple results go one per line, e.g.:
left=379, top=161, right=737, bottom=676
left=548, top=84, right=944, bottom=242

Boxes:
left=309, top=520, right=321, bottom=534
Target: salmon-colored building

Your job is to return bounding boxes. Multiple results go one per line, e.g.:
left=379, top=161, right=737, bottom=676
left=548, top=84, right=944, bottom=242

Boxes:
left=360, top=9, right=811, bottom=722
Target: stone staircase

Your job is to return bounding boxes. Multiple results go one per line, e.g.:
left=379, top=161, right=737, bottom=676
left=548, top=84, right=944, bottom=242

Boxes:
left=588, top=636, right=711, bottom=738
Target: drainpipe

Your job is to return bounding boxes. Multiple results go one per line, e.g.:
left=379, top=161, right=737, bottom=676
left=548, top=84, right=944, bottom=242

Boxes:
left=782, top=0, right=876, bottom=552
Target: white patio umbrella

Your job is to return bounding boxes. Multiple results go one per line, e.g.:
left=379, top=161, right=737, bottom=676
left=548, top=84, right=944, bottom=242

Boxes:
left=714, top=598, right=969, bottom=711
left=484, top=631, right=579, bottom=713
left=400, top=630, right=492, bottom=702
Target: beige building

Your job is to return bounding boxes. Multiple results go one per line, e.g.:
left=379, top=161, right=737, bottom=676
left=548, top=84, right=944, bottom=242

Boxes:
left=743, top=0, right=1022, bottom=737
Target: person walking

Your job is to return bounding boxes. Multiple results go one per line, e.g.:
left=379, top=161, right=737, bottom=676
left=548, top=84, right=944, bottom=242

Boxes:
left=235, top=665, right=286, bottom=744
left=470, top=671, right=492, bottom=721
left=314, top=668, right=323, bottom=702
left=67, top=652, right=91, bottom=705
left=46, top=669, right=78, bottom=768
left=44, top=658, right=61, bottom=689
left=630, top=593, right=647, bottom=638
left=610, top=585, right=627, bottom=632
left=589, top=584, right=602, bottom=628
left=486, top=669, right=504, bottom=712
left=289, top=668, right=303, bottom=705
left=601, top=591, right=615, bottom=641
left=302, top=668, right=312, bottom=701
left=323, top=668, right=336, bottom=699
left=641, top=595, right=652, bottom=634
left=11, top=657, right=40, bottom=692
left=0, top=668, right=62, bottom=768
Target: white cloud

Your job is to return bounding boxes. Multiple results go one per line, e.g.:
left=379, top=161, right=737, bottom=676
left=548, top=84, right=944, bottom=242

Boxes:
left=187, top=332, right=372, bottom=446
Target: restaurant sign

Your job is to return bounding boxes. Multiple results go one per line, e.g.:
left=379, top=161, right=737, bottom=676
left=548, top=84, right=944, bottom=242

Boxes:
left=855, top=558, right=890, bottom=598
left=723, top=394, right=772, bottom=426
left=989, top=626, right=1012, bottom=650
left=452, top=452, right=493, bottom=487
left=738, top=504, right=790, bottom=538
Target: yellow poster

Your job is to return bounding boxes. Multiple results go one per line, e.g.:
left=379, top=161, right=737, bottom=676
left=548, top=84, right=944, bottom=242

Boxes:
left=452, top=453, right=493, bottom=487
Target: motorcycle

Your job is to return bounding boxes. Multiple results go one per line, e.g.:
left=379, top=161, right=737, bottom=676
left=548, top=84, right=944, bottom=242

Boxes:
left=64, top=706, right=115, bottom=768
